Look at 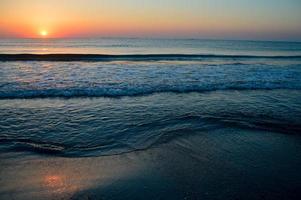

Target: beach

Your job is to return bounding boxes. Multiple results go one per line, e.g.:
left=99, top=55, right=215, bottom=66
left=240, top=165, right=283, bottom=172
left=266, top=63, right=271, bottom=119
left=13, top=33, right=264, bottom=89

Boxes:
left=1, top=127, right=301, bottom=200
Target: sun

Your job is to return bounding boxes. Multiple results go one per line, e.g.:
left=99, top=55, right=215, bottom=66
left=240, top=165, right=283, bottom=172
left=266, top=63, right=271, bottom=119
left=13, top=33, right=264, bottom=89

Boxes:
left=40, top=30, right=48, bottom=37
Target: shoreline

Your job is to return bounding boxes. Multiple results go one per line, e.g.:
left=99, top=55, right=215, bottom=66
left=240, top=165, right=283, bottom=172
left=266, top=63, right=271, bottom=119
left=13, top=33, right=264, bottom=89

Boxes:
left=1, top=128, right=301, bottom=200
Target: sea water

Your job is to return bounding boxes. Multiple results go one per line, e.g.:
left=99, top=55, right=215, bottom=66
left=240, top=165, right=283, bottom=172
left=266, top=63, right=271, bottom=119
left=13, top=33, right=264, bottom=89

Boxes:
left=0, top=38, right=301, bottom=157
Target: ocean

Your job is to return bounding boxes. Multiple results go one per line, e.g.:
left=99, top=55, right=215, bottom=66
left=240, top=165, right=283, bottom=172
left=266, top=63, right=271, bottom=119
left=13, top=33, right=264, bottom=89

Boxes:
left=1, top=38, right=301, bottom=199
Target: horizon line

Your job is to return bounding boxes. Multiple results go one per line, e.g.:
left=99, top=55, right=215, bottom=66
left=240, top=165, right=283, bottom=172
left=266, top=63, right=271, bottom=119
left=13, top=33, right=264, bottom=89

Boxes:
left=0, top=36, right=301, bottom=43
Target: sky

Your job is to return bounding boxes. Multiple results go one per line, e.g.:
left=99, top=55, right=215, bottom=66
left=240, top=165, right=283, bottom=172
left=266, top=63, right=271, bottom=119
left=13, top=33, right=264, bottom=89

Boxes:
left=0, top=0, right=301, bottom=41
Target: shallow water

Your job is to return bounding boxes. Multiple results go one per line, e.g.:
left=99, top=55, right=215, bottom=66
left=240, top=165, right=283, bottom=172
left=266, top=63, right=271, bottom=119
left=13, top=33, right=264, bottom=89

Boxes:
left=1, top=90, right=301, bottom=157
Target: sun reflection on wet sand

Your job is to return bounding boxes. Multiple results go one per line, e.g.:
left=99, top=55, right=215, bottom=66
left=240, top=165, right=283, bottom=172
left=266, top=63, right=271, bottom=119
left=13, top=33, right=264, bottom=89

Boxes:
left=45, top=175, right=65, bottom=190
left=0, top=154, right=145, bottom=199
left=42, top=174, right=81, bottom=199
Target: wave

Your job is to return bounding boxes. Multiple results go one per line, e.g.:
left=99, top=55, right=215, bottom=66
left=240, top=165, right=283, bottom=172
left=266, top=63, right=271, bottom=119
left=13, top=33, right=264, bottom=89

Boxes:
left=1, top=53, right=301, bottom=61
left=0, top=137, right=155, bottom=157
left=0, top=138, right=66, bottom=155
left=1, top=115, right=300, bottom=157
left=1, top=85, right=300, bottom=99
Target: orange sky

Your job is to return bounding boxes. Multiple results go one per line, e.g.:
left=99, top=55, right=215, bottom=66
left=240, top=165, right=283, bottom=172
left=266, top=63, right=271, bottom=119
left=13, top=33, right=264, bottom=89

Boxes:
left=1, top=0, right=301, bottom=40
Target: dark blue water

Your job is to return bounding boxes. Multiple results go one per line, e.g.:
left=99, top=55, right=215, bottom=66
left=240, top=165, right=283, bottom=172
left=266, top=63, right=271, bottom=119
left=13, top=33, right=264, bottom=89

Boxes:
left=1, top=38, right=301, bottom=56
left=0, top=38, right=301, bottom=157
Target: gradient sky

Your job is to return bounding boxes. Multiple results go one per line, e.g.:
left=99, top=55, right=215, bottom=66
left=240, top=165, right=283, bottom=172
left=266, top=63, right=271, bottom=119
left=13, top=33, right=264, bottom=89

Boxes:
left=0, top=0, right=301, bottom=40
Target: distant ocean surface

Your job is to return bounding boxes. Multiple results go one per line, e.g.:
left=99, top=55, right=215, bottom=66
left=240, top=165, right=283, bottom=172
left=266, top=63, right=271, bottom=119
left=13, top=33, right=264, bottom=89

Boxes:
left=1, top=38, right=301, bottom=55
left=0, top=38, right=301, bottom=157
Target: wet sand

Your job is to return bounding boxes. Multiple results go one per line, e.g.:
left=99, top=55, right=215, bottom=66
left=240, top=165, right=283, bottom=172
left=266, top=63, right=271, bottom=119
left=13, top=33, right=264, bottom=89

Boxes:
left=1, top=128, right=301, bottom=200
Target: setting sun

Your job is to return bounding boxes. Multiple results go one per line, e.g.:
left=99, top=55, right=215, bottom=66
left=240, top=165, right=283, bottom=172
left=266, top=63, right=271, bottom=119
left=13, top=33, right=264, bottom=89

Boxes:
left=40, top=30, right=48, bottom=37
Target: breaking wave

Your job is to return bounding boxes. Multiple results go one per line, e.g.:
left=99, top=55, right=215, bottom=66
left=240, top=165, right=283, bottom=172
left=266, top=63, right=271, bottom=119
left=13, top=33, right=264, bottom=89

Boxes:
left=1, top=84, right=301, bottom=99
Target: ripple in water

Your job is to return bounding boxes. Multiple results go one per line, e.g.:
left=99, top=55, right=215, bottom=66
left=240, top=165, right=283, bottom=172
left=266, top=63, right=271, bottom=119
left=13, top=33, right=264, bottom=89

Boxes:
left=0, top=90, right=300, bottom=157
